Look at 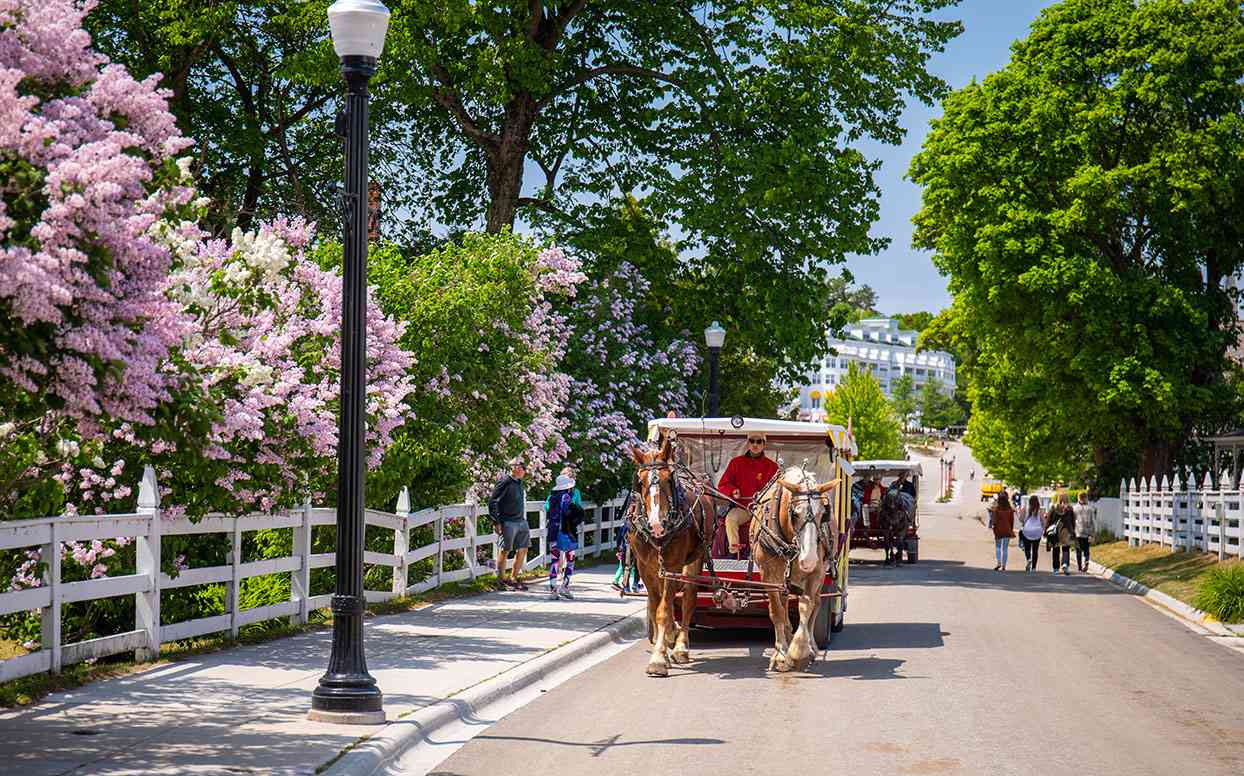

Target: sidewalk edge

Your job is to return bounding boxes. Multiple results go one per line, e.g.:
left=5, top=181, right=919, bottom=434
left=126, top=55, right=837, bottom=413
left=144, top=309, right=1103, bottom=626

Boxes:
left=319, top=611, right=645, bottom=776
left=1087, top=560, right=1236, bottom=637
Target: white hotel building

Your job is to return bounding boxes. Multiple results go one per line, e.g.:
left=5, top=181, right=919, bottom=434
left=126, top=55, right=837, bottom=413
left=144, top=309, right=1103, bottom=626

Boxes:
left=795, top=318, right=957, bottom=419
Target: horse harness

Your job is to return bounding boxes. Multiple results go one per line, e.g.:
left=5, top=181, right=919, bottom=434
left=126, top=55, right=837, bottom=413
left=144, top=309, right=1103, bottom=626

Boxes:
left=628, top=461, right=709, bottom=552
left=751, top=474, right=838, bottom=589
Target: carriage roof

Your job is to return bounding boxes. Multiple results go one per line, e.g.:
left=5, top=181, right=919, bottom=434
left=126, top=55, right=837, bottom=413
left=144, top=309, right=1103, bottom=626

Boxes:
left=646, top=416, right=858, bottom=456
left=851, top=460, right=923, bottom=478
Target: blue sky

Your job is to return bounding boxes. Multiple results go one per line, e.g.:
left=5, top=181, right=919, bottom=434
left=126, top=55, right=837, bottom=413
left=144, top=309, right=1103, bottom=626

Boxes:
left=849, top=0, right=1056, bottom=316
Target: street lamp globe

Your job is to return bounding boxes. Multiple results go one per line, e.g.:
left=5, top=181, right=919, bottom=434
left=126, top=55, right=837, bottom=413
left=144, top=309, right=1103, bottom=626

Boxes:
left=327, top=0, right=391, bottom=60
left=703, top=321, right=726, bottom=349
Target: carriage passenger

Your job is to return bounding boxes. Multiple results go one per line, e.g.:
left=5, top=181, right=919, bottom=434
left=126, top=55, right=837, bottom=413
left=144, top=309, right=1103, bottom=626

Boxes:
left=718, top=432, right=779, bottom=555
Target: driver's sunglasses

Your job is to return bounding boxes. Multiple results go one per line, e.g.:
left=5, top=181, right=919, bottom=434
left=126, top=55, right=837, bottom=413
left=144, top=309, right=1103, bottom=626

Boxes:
left=747, top=438, right=765, bottom=445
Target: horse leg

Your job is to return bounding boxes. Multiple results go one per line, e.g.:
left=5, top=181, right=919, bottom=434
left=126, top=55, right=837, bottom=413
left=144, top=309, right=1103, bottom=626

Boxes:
left=672, top=558, right=700, bottom=664
left=766, top=588, right=793, bottom=672
left=786, top=578, right=818, bottom=671
left=646, top=579, right=674, bottom=677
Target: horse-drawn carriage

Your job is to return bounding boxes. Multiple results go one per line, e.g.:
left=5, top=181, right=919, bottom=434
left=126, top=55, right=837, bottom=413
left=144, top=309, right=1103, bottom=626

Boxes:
left=849, top=460, right=922, bottom=564
left=629, top=418, right=857, bottom=670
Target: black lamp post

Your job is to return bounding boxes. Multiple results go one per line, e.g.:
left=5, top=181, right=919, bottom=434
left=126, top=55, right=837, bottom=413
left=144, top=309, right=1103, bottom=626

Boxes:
left=704, top=321, right=725, bottom=417
left=309, top=0, right=390, bottom=726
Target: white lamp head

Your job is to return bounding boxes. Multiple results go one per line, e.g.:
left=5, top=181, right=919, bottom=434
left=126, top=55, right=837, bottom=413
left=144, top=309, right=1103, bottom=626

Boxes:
left=704, top=321, right=726, bottom=349
left=328, top=0, right=391, bottom=60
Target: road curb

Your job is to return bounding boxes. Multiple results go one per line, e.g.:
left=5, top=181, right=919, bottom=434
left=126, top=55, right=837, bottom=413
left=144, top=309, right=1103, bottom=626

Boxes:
left=319, top=611, right=645, bottom=776
left=1087, top=560, right=1236, bottom=637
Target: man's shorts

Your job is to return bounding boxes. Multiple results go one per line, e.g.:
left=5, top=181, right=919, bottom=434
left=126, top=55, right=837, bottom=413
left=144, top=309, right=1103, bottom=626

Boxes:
left=499, top=519, right=531, bottom=552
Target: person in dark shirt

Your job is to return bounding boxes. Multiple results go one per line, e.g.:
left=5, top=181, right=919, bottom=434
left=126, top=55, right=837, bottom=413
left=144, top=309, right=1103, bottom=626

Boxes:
left=487, top=460, right=530, bottom=590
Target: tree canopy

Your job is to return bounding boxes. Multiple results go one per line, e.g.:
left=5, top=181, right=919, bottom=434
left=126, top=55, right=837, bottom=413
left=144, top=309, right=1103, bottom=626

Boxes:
left=912, top=0, right=1244, bottom=490
left=822, top=363, right=904, bottom=460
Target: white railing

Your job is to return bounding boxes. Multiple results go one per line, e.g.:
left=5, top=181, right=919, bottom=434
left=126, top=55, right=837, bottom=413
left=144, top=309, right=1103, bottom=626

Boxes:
left=0, top=466, right=626, bottom=683
left=1120, top=473, right=1243, bottom=559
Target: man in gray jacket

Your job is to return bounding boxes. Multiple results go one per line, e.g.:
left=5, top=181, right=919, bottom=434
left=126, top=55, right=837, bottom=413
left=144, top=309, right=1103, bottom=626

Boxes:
left=488, top=460, right=530, bottom=590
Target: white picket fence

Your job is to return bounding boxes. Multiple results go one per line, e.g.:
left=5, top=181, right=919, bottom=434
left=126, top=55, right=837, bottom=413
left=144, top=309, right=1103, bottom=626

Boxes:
left=0, top=466, right=626, bottom=684
left=1120, top=472, right=1243, bottom=559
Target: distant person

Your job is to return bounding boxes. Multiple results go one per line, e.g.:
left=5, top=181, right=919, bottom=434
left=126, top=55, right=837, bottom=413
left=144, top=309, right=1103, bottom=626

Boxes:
left=987, top=491, right=1015, bottom=571
left=544, top=472, right=584, bottom=599
left=1018, top=494, right=1044, bottom=573
left=1011, top=490, right=1022, bottom=510
left=1073, top=492, right=1097, bottom=572
left=487, top=459, right=530, bottom=591
left=718, top=432, right=779, bottom=554
left=1046, top=492, right=1077, bottom=575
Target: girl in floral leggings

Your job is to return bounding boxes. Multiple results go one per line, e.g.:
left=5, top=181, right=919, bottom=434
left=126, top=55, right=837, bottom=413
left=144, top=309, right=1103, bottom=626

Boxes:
left=546, top=473, right=581, bottom=600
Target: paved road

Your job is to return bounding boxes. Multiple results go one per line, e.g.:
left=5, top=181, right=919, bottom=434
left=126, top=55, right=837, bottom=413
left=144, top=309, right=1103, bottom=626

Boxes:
left=426, top=443, right=1244, bottom=776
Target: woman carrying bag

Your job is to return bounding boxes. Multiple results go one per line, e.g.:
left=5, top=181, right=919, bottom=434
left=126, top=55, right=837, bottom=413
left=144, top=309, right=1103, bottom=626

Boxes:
left=1045, top=492, right=1077, bottom=575
left=1018, top=494, right=1044, bottom=573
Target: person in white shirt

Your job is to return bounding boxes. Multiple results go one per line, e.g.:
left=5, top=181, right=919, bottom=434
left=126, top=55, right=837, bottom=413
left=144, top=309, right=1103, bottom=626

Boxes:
left=1018, top=494, right=1045, bottom=573
left=1073, top=492, right=1097, bottom=572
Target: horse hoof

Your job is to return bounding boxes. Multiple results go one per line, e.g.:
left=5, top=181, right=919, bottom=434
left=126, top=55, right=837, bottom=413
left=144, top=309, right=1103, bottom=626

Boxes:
left=671, top=650, right=690, bottom=664
left=646, top=662, right=669, bottom=677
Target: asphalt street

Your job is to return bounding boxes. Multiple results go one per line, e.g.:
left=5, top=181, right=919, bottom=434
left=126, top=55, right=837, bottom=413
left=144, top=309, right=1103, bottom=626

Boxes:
left=425, top=443, right=1244, bottom=776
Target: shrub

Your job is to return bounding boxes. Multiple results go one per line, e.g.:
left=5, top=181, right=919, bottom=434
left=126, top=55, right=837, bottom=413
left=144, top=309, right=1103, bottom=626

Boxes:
left=1192, top=563, right=1244, bottom=624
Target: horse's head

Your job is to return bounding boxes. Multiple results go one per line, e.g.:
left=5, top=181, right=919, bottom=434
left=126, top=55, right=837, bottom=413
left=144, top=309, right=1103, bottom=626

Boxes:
left=880, top=487, right=912, bottom=530
left=630, top=436, right=677, bottom=537
left=774, top=466, right=839, bottom=574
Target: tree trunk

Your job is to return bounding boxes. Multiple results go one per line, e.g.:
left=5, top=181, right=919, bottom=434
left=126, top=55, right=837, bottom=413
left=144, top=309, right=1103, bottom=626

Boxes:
left=1140, top=439, right=1173, bottom=482
left=484, top=96, right=538, bottom=233
left=236, top=155, right=265, bottom=231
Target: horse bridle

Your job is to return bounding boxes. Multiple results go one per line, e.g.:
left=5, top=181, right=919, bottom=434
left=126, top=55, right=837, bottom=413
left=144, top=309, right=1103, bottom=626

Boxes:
left=753, top=473, right=831, bottom=564
left=630, top=460, right=697, bottom=547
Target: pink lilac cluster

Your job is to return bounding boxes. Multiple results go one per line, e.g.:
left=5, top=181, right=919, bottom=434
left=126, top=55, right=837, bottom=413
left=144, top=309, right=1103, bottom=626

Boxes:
left=0, top=0, right=193, bottom=430
left=464, top=246, right=583, bottom=493
left=151, top=217, right=417, bottom=513
left=9, top=535, right=131, bottom=598
left=562, top=262, right=699, bottom=475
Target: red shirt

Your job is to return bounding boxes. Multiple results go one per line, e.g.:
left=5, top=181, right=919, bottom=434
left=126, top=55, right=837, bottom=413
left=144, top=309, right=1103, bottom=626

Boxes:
left=718, top=453, right=779, bottom=507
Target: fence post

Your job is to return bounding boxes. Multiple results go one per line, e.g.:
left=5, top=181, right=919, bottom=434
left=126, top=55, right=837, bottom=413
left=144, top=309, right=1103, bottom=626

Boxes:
left=393, top=488, right=410, bottom=597
left=538, top=506, right=548, bottom=569
left=1217, top=501, right=1226, bottom=561
left=134, top=466, right=161, bottom=661
left=594, top=505, right=603, bottom=557
left=464, top=503, right=478, bottom=579
left=434, top=511, right=444, bottom=588
left=40, top=519, right=62, bottom=674
left=229, top=517, right=242, bottom=638
left=291, top=497, right=312, bottom=626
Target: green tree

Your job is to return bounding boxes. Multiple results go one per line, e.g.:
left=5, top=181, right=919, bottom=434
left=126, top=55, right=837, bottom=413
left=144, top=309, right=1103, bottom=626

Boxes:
left=381, top=0, right=962, bottom=377
left=893, top=311, right=935, bottom=332
left=911, top=0, right=1244, bottom=489
left=919, top=377, right=963, bottom=430
left=890, top=374, right=918, bottom=431
left=822, top=363, right=904, bottom=460
left=964, top=406, right=1083, bottom=493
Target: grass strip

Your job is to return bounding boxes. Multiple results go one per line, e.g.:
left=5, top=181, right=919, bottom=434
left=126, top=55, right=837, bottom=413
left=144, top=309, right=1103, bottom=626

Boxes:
left=1092, top=541, right=1244, bottom=622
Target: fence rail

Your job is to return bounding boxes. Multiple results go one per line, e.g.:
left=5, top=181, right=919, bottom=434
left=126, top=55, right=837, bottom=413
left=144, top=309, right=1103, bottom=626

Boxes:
left=0, top=466, right=626, bottom=684
left=1120, top=473, right=1243, bottom=559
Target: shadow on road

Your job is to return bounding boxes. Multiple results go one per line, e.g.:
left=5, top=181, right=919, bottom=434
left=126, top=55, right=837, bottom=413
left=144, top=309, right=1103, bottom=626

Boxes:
left=832, top=621, right=946, bottom=650
left=849, top=559, right=1128, bottom=596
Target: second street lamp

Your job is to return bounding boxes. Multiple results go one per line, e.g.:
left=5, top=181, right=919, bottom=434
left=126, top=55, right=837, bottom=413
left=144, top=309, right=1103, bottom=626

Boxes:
left=309, top=0, right=389, bottom=726
left=704, top=321, right=725, bottom=417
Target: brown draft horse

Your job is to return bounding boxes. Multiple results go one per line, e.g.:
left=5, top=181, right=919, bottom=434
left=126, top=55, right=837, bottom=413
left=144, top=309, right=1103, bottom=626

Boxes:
left=750, top=465, right=838, bottom=672
left=626, top=436, right=718, bottom=677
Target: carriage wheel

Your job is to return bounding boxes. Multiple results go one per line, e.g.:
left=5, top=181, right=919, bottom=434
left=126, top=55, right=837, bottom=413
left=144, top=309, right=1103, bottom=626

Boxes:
left=830, top=597, right=845, bottom=633
left=813, top=595, right=832, bottom=649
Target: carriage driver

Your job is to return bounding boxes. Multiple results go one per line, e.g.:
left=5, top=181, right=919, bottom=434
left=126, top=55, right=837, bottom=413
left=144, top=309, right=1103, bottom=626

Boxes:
left=718, top=432, right=780, bottom=554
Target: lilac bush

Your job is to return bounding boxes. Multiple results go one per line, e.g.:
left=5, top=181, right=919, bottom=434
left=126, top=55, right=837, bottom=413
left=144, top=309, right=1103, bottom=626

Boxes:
left=0, top=0, right=193, bottom=432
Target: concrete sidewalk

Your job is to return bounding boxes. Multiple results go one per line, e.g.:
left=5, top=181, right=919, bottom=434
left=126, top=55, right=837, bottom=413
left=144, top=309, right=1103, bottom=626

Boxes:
left=0, top=566, right=645, bottom=776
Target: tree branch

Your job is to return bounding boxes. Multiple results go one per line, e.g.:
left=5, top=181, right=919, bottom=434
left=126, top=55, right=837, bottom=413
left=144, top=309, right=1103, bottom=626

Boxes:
left=517, top=195, right=585, bottom=229
left=537, top=64, right=686, bottom=111
left=429, top=63, right=500, bottom=149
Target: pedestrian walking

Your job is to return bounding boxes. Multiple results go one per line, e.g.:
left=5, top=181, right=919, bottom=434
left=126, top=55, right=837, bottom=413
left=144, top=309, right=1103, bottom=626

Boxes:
left=987, top=490, right=1015, bottom=571
left=1073, top=491, right=1097, bottom=572
left=487, top=459, right=530, bottom=591
left=1018, top=494, right=1044, bottom=573
left=611, top=521, right=642, bottom=594
left=1046, top=491, right=1076, bottom=575
left=544, top=471, right=583, bottom=600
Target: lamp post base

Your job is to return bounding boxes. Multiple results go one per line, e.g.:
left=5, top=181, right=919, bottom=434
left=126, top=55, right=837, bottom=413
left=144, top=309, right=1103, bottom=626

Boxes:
left=307, top=707, right=387, bottom=725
